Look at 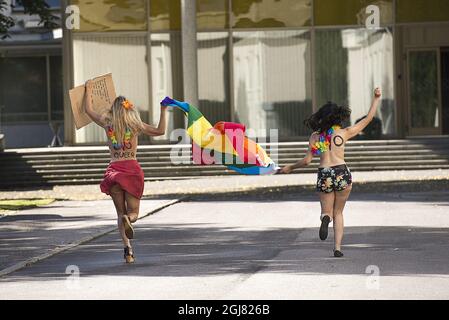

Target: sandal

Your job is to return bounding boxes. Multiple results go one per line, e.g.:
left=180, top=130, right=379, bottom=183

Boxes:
left=334, top=250, right=344, bottom=258
left=122, top=215, right=134, bottom=239
left=124, top=246, right=135, bottom=264
left=319, top=215, right=331, bottom=241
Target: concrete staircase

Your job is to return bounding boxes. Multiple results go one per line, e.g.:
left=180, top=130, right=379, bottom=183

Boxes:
left=0, top=138, right=448, bottom=189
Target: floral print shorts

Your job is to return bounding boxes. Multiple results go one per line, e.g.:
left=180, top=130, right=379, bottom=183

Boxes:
left=316, top=164, right=352, bottom=193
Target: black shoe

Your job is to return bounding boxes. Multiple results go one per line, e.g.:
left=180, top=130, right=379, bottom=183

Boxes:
left=334, top=250, right=344, bottom=258
left=319, top=215, right=331, bottom=241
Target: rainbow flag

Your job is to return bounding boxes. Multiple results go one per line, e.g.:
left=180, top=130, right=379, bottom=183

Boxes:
left=161, top=97, right=278, bottom=175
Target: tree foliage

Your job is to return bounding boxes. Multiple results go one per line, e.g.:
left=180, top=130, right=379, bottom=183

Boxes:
left=0, top=0, right=59, bottom=39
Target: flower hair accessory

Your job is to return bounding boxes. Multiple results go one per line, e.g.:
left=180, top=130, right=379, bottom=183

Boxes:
left=122, top=99, right=133, bottom=110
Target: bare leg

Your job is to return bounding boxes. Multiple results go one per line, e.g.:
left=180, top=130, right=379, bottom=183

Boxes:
left=125, top=192, right=140, bottom=223
left=109, top=184, right=131, bottom=249
left=318, top=191, right=335, bottom=240
left=319, top=191, right=335, bottom=221
left=333, top=185, right=352, bottom=251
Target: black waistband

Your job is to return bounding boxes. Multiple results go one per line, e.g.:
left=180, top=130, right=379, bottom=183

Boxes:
left=318, top=164, right=348, bottom=170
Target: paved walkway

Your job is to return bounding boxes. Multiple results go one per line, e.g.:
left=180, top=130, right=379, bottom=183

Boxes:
left=1, top=191, right=448, bottom=299
left=0, top=169, right=448, bottom=200
left=0, top=199, right=180, bottom=276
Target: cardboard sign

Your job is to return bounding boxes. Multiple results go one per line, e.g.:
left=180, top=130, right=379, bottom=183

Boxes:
left=69, top=73, right=117, bottom=129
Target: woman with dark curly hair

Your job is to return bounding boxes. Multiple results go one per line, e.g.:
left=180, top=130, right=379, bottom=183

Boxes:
left=281, top=88, right=382, bottom=257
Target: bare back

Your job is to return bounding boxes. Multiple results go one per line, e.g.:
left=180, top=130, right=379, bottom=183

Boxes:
left=103, top=126, right=139, bottom=162
left=312, top=127, right=347, bottom=168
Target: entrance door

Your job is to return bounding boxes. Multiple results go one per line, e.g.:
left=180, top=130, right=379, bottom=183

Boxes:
left=441, top=48, right=449, bottom=135
left=407, top=49, right=442, bottom=136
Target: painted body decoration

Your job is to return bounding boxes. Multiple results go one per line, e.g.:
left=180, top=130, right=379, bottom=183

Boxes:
left=311, top=125, right=341, bottom=156
left=106, top=125, right=136, bottom=159
left=333, top=135, right=344, bottom=147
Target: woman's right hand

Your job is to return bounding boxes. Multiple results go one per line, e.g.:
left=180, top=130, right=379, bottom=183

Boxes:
left=374, top=87, right=381, bottom=99
left=279, top=165, right=293, bottom=174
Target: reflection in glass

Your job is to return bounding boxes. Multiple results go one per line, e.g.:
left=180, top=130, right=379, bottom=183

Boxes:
left=149, top=0, right=181, bottom=31
left=442, top=50, right=449, bottom=135
left=197, top=0, right=229, bottom=30
left=50, top=56, right=64, bottom=121
left=232, top=0, right=311, bottom=28
left=409, top=51, right=439, bottom=129
left=72, top=0, right=146, bottom=32
left=315, top=28, right=395, bottom=136
left=0, top=57, right=47, bottom=123
left=233, top=30, right=312, bottom=137
left=150, top=33, right=183, bottom=141
left=314, top=0, right=393, bottom=26
left=397, top=0, right=449, bottom=23
left=197, top=32, right=230, bottom=125
left=73, top=34, right=149, bottom=143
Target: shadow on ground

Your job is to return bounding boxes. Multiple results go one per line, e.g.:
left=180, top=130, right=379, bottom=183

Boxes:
left=3, top=224, right=448, bottom=281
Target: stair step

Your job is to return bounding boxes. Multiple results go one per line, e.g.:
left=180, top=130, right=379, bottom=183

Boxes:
left=1, top=160, right=448, bottom=179
left=0, top=153, right=447, bottom=171
left=1, top=139, right=448, bottom=188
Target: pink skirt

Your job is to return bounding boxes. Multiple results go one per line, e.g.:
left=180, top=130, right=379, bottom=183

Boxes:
left=100, top=160, right=144, bottom=199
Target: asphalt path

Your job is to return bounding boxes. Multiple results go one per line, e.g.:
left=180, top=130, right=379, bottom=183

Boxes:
left=1, top=191, right=448, bottom=299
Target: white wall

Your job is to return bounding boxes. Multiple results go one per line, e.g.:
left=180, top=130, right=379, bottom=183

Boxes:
left=343, top=29, right=394, bottom=134
left=233, top=31, right=311, bottom=133
left=72, top=33, right=149, bottom=143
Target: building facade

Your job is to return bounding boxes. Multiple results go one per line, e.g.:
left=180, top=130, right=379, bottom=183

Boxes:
left=0, top=0, right=63, bottom=148
left=1, top=1, right=449, bottom=148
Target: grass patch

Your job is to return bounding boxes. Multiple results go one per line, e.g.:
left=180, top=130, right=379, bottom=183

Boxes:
left=0, top=199, right=55, bottom=211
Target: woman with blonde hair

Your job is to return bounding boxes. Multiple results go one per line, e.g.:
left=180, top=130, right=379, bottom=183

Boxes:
left=84, top=80, right=168, bottom=263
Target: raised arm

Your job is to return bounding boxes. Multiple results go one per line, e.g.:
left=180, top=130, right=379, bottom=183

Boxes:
left=141, top=105, right=168, bottom=136
left=84, top=80, right=106, bottom=127
left=280, top=133, right=316, bottom=174
left=344, top=88, right=382, bottom=140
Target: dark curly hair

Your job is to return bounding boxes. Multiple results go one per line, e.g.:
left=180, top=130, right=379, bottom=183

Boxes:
left=304, top=102, right=351, bottom=133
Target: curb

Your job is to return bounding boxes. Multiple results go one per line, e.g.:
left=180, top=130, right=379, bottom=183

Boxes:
left=142, top=179, right=449, bottom=200
left=0, top=198, right=183, bottom=278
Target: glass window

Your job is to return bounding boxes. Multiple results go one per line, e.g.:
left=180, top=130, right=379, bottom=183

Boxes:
left=397, top=0, right=449, bottom=23
left=233, top=30, right=312, bottom=137
left=315, top=28, right=395, bottom=136
left=0, top=57, right=48, bottom=123
left=442, top=49, right=449, bottom=135
left=50, top=55, right=63, bottom=121
left=149, top=0, right=181, bottom=31
left=46, top=0, right=61, bottom=8
left=72, top=0, right=146, bottom=32
left=12, top=0, right=60, bottom=10
left=198, top=32, right=231, bottom=124
left=197, top=0, right=229, bottom=30
left=232, top=0, right=311, bottom=28
left=408, top=51, right=439, bottom=129
left=314, top=0, right=393, bottom=26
